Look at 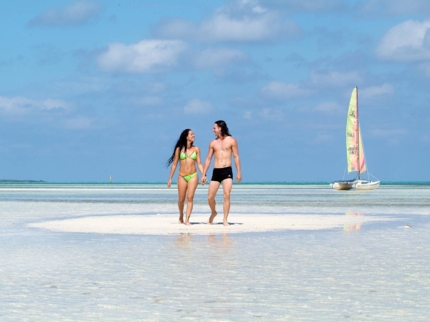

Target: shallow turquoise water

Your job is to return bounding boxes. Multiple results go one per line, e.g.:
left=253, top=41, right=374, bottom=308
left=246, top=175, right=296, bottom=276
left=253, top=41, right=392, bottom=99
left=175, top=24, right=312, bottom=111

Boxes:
left=0, top=183, right=429, bottom=321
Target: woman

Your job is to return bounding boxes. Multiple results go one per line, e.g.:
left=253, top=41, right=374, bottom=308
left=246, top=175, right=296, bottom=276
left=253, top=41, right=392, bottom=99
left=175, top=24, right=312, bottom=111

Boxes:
left=167, top=129, right=204, bottom=225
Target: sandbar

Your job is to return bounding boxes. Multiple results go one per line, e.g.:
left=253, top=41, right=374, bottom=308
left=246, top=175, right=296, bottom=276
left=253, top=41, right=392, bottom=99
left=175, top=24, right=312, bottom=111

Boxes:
left=28, top=213, right=395, bottom=235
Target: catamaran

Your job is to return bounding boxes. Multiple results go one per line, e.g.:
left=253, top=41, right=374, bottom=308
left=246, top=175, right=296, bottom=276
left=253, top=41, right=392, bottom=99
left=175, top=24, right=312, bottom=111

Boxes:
left=332, top=87, right=380, bottom=191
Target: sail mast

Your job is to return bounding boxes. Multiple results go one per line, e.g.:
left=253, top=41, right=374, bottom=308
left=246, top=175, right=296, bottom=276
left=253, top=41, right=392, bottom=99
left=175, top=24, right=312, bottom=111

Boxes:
left=356, top=86, right=360, bottom=180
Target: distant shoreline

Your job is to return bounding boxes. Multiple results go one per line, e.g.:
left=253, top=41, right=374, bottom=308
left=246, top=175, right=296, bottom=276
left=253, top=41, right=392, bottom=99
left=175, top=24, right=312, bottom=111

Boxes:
left=0, top=181, right=429, bottom=185
left=0, top=180, right=46, bottom=183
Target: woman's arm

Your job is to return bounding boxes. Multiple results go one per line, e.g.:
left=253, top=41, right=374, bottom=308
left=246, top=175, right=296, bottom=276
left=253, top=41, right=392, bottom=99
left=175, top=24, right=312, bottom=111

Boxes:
left=167, top=148, right=180, bottom=188
left=201, top=142, right=214, bottom=184
left=195, top=147, right=204, bottom=177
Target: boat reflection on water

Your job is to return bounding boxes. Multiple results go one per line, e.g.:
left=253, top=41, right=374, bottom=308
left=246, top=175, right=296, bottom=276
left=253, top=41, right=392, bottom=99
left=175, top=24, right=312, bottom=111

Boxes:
left=343, top=211, right=363, bottom=231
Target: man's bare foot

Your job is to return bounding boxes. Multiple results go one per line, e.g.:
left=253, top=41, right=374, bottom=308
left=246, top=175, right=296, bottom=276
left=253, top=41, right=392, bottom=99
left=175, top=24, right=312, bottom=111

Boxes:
left=223, top=221, right=229, bottom=226
left=207, top=211, right=217, bottom=224
left=179, top=215, right=184, bottom=224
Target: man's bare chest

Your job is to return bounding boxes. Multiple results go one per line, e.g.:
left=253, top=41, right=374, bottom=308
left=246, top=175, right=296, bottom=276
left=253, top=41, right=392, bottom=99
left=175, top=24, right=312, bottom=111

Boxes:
left=213, top=141, right=232, bottom=153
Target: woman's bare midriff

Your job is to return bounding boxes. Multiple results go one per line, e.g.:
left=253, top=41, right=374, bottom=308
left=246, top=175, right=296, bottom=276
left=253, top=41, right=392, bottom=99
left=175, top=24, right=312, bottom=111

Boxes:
left=179, top=159, right=197, bottom=176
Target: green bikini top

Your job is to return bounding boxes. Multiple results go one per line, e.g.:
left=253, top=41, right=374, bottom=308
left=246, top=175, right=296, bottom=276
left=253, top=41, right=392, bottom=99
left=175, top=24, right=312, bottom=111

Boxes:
left=180, top=151, right=197, bottom=160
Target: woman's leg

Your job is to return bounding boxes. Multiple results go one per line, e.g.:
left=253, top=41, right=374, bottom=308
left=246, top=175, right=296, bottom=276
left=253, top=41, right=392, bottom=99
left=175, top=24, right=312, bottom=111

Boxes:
left=177, top=176, right=187, bottom=223
left=184, top=175, right=198, bottom=225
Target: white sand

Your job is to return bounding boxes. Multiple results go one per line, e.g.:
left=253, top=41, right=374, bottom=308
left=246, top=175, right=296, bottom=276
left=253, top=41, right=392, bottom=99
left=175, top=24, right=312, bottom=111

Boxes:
left=28, top=213, right=394, bottom=235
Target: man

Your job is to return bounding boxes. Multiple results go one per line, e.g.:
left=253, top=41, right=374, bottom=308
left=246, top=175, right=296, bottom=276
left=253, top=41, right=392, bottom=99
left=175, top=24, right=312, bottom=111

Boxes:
left=201, top=120, right=242, bottom=226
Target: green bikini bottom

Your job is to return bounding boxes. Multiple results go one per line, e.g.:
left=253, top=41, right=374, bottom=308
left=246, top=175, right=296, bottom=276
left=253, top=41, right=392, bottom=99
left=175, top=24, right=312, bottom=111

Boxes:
left=181, top=172, right=197, bottom=182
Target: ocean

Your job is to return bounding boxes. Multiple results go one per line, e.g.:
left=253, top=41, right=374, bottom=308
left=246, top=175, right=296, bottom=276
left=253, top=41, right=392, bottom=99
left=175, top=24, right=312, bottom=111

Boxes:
left=1, top=182, right=429, bottom=321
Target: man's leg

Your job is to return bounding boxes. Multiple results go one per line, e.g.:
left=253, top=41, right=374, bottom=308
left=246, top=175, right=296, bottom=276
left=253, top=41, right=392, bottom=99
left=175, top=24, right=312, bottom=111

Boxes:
left=207, top=180, right=221, bottom=224
left=222, top=179, right=233, bottom=226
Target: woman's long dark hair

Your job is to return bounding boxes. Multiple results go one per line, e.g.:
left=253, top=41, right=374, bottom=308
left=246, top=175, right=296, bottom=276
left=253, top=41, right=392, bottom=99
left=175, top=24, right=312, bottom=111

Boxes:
left=215, top=120, right=231, bottom=137
left=166, top=129, right=193, bottom=167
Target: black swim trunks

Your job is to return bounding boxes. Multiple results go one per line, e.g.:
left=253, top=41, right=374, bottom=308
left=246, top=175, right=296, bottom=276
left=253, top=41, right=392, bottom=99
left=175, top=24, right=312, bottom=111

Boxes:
left=211, top=166, right=233, bottom=183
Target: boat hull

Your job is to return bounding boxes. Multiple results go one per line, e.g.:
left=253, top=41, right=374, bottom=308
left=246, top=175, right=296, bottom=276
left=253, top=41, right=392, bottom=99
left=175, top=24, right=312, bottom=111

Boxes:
left=355, top=180, right=380, bottom=190
left=331, top=181, right=355, bottom=190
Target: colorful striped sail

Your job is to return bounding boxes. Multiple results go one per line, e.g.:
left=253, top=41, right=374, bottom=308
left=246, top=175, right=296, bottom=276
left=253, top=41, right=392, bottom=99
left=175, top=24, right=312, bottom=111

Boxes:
left=346, top=87, right=367, bottom=174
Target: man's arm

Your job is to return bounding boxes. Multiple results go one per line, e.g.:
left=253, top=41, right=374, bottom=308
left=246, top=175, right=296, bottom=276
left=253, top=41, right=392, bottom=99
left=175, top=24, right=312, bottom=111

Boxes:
left=232, top=138, right=241, bottom=183
left=201, top=142, right=214, bottom=184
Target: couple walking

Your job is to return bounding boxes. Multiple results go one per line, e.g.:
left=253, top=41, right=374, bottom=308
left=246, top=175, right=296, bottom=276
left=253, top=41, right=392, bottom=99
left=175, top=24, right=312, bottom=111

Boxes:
left=167, top=120, right=242, bottom=226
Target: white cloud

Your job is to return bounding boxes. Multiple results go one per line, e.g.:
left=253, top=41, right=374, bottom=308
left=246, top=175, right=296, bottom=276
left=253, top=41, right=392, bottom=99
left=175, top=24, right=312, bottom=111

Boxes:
left=201, top=12, right=299, bottom=42
left=260, top=108, right=284, bottom=121
left=63, top=116, right=92, bottom=129
left=29, top=0, right=102, bottom=27
left=359, top=84, right=394, bottom=98
left=97, top=40, right=187, bottom=73
left=153, top=3, right=300, bottom=43
left=0, top=96, right=69, bottom=115
left=376, top=20, right=430, bottom=61
left=310, top=71, right=361, bottom=87
left=261, top=82, right=312, bottom=99
left=193, top=48, right=247, bottom=69
left=42, top=99, right=70, bottom=110
left=184, top=99, right=213, bottom=114
left=251, top=5, right=267, bottom=14
left=262, top=0, right=346, bottom=12
left=357, top=0, right=430, bottom=16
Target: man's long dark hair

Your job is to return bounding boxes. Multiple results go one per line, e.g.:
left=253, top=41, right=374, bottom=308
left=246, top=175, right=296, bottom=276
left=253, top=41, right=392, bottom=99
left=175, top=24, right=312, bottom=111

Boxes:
left=215, top=120, right=231, bottom=137
left=166, top=129, right=193, bottom=167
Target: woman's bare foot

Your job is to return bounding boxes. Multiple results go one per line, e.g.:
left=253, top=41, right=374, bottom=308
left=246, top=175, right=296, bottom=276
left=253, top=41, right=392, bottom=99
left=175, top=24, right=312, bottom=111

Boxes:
left=184, top=215, right=192, bottom=225
left=207, top=211, right=217, bottom=224
left=223, top=221, right=229, bottom=226
left=179, top=215, right=184, bottom=224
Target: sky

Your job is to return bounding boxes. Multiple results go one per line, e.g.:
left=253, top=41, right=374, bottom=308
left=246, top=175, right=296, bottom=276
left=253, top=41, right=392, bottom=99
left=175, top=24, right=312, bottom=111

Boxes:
left=1, top=0, right=430, bottom=183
